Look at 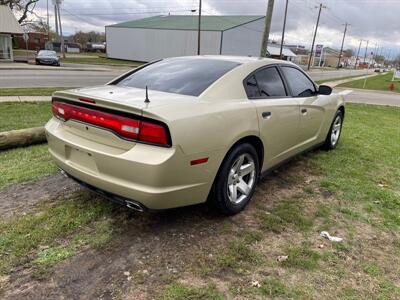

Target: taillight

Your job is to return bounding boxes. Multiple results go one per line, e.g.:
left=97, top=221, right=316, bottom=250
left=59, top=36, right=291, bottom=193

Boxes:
left=52, top=100, right=170, bottom=146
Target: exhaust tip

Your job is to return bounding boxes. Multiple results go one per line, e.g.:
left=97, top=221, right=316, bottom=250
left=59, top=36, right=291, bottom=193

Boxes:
left=126, top=200, right=145, bottom=212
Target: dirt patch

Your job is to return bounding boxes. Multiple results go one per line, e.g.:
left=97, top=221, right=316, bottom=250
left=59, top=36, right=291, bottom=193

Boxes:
left=0, top=173, right=79, bottom=219
left=0, top=159, right=308, bottom=299
left=1, top=156, right=398, bottom=299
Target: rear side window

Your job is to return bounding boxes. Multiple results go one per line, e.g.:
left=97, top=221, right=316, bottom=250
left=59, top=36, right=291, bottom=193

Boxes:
left=244, top=75, right=260, bottom=98
left=117, top=58, right=240, bottom=96
left=244, top=67, right=287, bottom=98
left=281, top=66, right=316, bottom=97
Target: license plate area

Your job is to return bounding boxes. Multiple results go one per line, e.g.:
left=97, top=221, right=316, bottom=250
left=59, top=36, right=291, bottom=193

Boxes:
left=66, top=146, right=98, bottom=174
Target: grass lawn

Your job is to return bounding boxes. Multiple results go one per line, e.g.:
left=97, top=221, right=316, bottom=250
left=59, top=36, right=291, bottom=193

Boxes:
left=0, top=102, right=52, bottom=132
left=338, top=71, right=400, bottom=92
left=0, top=87, right=73, bottom=97
left=0, top=144, right=57, bottom=189
left=61, top=55, right=143, bottom=67
left=0, top=104, right=399, bottom=298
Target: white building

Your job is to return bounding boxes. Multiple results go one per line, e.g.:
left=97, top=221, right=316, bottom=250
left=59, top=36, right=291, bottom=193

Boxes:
left=0, top=5, right=24, bottom=61
left=106, top=15, right=296, bottom=62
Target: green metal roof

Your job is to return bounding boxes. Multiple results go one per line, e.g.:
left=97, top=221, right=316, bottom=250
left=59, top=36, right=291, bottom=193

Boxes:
left=107, top=15, right=264, bottom=31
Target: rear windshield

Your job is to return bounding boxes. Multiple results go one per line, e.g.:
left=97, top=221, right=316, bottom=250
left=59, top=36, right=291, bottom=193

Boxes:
left=117, top=58, right=240, bottom=96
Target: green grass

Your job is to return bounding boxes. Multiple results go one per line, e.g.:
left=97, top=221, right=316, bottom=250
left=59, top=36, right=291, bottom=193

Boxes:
left=257, top=200, right=313, bottom=233
left=159, top=283, right=224, bottom=300
left=0, top=102, right=52, bottom=131
left=0, top=87, right=72, bottom=96
left=310, top=104, right=400, bottom=229
left=280, top=243, right=321, bottom=270
left=215, top=239, right=263, bottom=271
left=0, top=191, right=114, bottom=274
left=61, top=56, right=143, bottom=67
left=0, top=144, right=57, bottom=188
left=337, top=72, right=400, bottom=92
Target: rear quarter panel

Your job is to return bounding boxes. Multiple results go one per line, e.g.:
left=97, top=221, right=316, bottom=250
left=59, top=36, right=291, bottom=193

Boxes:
left=143, top=99, right=259, bottom=184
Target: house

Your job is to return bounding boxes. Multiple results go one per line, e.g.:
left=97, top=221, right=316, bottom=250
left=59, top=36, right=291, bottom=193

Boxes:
left=14, top=32, right=47, bottom=51
left=106, top=15, right=296, bottom=62
left=46, top=41, right=81, bottom=53
left=0, top=5, right=24, bottom=61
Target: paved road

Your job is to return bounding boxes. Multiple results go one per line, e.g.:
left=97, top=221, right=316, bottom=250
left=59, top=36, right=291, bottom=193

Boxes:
left=0, top=64, right=374, bottom=88
left=334, top=88, right=400, bottom=107
left=0, top=68, right=128, bottom=88
left=307, top=68, right=373, bottom=81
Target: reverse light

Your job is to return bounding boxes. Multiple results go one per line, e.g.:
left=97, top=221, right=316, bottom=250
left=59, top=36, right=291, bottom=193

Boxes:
left=52, top=100, right=170, bottom=146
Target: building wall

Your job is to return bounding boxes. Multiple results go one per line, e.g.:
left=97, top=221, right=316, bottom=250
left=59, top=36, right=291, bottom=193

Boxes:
left=221, top=18, right=264, bottom=56
left=0, top=34, right=13, bottom=60
left=13, top=32, right=47, bottom=51
left=106, top=27, right=221, bottom=62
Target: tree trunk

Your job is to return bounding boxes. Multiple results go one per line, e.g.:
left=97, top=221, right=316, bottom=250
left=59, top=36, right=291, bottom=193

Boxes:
left=0, top=127, right=46, bottom=151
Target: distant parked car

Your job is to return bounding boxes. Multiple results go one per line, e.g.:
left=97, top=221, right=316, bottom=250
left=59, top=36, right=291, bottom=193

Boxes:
left=46, top=56, right=345, bottom=215
left=35, top=50, right=60, bottom=66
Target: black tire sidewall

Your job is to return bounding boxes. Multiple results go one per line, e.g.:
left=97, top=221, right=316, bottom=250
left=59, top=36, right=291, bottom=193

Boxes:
left=324, top=110, right=344, bottom=150
left=213, top=143, right=260, bottom=215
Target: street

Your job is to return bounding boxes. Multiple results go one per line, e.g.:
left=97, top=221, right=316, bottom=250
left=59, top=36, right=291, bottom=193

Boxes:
left=0, top=67, right=125, bottom=88
left=335, top=88, right=400, bottom=107
left=0, top=65, right=373, bottom=88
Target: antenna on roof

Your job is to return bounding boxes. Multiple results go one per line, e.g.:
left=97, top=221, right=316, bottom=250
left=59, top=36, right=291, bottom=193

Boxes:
left=144, top=86, right=150, bottom=103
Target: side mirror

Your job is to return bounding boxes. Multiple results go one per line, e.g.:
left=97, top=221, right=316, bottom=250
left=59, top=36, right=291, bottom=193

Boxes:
left=318, top=85, right=332, bottom=95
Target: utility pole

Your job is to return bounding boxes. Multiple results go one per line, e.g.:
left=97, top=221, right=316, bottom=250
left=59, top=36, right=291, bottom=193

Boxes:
left=54, top=3, right=59, bottom=41
left=336, top=23, right=349, bottom=69
left=355, top=39, right=363, bottom=69
left=307, top=3, right=325, bottom=70
left=57, top=2, right=65, bottom=58
left=373, top=42, right=378, bottom=64
left=260, top=0, right=275, bottom=57
left=363, top=40, right=369, bottom=64
left=47, top=0, right=50, bottom=42
left=197, top=0, right=202, bottom=55
left=279, top=0, right=289, bottom=60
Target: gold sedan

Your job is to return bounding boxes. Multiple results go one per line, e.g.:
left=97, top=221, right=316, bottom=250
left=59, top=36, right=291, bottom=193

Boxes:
left=45, top=56, right=344, bottom=215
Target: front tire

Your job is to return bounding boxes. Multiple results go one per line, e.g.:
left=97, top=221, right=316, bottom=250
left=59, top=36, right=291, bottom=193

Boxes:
left=211, top=143, right=259, bottom=215
left=323, top=110, right=343, bottom=150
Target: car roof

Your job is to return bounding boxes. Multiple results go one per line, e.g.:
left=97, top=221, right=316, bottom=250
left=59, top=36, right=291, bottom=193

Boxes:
left=168, top=55, right=294, bottom=66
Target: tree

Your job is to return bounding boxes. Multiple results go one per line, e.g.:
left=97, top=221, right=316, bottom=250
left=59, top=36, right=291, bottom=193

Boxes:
left=26, top=19, right=55, bottom=40
left=70, top=31, right=105, bottom=47
left=342, top=49, right=354, bottom=58
left=0, top=0, right=40, bottom=24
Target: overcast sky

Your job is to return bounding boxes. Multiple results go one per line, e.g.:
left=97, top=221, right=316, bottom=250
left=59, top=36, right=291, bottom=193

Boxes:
left=33, top=0, right=400, bottom=58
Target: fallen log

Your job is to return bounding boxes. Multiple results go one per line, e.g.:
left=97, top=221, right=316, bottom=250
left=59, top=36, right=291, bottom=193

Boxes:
left=0, top=127, right=46, bottom=151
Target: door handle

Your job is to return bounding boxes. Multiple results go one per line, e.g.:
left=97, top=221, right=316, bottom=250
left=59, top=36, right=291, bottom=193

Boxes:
left=262, top=111, right=272, bottom=119
left=301, top=108, right=307, bottom=114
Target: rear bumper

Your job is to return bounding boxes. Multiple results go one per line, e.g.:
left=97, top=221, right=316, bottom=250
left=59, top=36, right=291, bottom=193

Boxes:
left=45, top=118, right=219, bottom=210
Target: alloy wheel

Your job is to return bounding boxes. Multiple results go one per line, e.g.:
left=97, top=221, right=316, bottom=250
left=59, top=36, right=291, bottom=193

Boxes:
left=227, top=153, right=256, bottom=204
left=331, top=115, right=342, bottom=146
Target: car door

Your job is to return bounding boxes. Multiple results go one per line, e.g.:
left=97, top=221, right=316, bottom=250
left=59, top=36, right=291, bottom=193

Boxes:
left=279, top=66, right=326, bottom=148
left=244, top=66, right=301, bottom=170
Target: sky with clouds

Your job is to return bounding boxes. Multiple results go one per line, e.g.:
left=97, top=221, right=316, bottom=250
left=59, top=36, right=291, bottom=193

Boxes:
left=32, top=0, right=400, bottom=58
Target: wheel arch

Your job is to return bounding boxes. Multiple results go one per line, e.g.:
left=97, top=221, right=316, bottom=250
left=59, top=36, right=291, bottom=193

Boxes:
left=338, top=105, right=345, bottom=118
left=226, top=135, right=264, bottom=171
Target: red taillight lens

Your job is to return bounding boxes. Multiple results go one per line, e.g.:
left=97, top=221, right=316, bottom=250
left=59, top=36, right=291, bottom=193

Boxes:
left=139, top=121, right=168, bottom=145
left=52, top=100, right=170, bottom=146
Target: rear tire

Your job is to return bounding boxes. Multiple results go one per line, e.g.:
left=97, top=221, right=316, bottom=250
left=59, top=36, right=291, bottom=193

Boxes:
left=323, top=110, right=343, bottom=150
left=211, top=143, right=259, bottom=215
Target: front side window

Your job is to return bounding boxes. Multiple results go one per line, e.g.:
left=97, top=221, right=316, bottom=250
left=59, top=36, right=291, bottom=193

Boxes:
left=244, top=67, right=287, bottom=98
left=281, top=66, right=316, bottom=97
left=117, top=58, right=240, bottom=97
